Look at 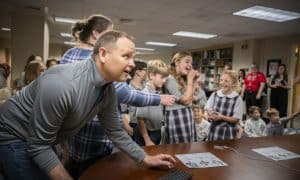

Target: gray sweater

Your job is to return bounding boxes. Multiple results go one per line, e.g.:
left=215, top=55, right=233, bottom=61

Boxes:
left=164, top=75, right=192, bottom=111
left=136, top=83, right=163, bottom=131
left=0, top=59, right=145, bottom=173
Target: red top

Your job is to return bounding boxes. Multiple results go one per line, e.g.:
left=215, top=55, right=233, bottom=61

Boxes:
left=244, top=72, right=266, bottom=92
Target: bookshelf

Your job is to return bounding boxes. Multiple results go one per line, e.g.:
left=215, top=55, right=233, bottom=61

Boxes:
left=192, top=47, right=233, bottom=91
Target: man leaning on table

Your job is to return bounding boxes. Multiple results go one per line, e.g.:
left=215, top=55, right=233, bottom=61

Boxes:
left=0, top=31, right=176, bottom=180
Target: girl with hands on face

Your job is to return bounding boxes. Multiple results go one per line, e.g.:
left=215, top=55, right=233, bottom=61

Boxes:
left=163, top=51, right=198, bottom=144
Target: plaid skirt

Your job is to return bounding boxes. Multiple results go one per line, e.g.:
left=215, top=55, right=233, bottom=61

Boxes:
left=165, top=107, right=197, bottom=144
left=207, top=121, right=237, bottom=141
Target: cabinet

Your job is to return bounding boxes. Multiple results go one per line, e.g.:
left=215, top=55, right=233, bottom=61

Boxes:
left=192, top=47, right=233, bottom=91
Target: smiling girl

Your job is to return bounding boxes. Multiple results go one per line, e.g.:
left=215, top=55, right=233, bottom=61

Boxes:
left=163, top=51, right=198, bottom=143
left=205, top=70, right=243, bottom=141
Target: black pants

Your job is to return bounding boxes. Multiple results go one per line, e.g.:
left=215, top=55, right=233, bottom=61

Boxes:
left=245, top=91, right=262, bottom=112
left=270, top=89, right=288, bottom=117
left=130, top=122, right=137, bottom=141
left=134, top=128, right=161, bottom=146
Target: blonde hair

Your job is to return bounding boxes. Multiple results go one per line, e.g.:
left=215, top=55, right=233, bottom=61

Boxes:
left=266, top=108, right=280, bottom=117
left=169, top=51, right=192, bottom=93
left=0, top=87, right=12, bottom=104
left=147, top=59, right=169, bottom=78
left=221, top=70, right=241, bottom=92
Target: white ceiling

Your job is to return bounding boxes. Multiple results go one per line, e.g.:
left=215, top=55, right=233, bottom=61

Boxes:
left=0, top=0, right=300, bottom=55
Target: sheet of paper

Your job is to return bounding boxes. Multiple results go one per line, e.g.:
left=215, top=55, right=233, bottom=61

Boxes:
left=252, top=146, right=300, bottom=161
left=175, top=152, right=227, bottom=168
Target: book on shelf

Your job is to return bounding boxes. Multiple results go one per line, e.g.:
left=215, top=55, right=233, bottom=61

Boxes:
left=217, top=67, right=223, bottom=74
left=216, top=50, right=220, bottom=59
left=203, top=51, right=207, bottom=59
left=191, top=47, right=233, bottom=91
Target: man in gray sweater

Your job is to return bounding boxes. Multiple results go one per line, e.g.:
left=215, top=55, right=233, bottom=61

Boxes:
left=0, top=31, right=175, bottom=180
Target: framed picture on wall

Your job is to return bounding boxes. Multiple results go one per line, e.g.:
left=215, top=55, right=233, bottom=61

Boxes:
left=266, top=59, right=281, bottom=77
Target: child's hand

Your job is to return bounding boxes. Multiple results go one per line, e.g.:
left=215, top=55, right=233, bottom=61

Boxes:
left=126, top=127, right=134, bottom=136
left=213, top=113, right=223, bottom=121
left=187, top=70, right=197, bottom=84
left=203, top=113, right=208, bottom=120
left=145, top=140, right=155, bottom=146
left=291, top=111, right=300, bottom=118
left=207, top=110, right=220, bottom=121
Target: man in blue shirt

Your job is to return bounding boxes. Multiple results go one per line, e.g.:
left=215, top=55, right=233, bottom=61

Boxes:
left=66, top=82, right=175, bottom=178
left=60, top=28, right=176, bottom=179
left=0, top=31, right=176, bottom=180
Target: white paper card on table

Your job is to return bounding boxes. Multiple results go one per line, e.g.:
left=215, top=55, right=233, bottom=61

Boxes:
left=252, top=146, right=300, bottom=161
left=175, top=152, right=227, bottom=168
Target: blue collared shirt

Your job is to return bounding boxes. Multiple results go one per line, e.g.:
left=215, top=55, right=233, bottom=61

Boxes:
left=60, top=47, right=92, bottom=64
left=68, top=82, right=160, bottom=162
left=61, top=47, right=160, bottom=162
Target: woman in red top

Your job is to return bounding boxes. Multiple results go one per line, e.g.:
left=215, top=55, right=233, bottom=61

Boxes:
left=241, top=64, right=266, bottom=112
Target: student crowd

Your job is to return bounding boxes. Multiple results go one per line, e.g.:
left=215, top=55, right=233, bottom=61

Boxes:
left=0, top=14, right=299, bottom=180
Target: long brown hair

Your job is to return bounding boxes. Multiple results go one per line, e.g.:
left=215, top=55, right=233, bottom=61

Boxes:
left=0, top=63, right=10, bottom=79
left=169, top=51, right=191, bottom=93
left=24, top=61, right=45, bottom=85
left=72, top=14, right=113, bottom=43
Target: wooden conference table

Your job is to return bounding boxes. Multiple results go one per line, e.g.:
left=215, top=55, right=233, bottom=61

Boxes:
left=80, top=134, right=300, bottom=180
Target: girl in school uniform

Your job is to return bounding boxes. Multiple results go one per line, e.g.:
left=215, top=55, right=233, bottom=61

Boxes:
left=163, top=51, right=198, bottom=143
left=205, top=70, right=243, bottom=141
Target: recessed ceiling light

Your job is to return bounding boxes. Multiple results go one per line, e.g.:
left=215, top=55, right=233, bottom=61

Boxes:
left=173, top=31, right=217, bottom=39
left=64, top=41, right=79, bottom=46
left=55, top=17, right=78, bottom=24
left=1, top=27, right=11, bottom=31
left=233, top=5, right=300, bottom=22
left=145, top=41, right=176, bottom=47
left=136, top=47, right=155, bottom=51
left=60, top=33, right=72, bottom=37
left=136, top=51, right=154, bottom=55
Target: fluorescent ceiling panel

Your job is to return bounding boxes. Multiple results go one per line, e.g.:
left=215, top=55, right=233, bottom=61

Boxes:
left=233, top=5, right=300, bottom=22
left=60, top=33, right=72, bottom=37
left=173, top=31, right=217, bottom=39
left=55, top=17, right=78, bottom=24
left=136, top=47, right=155, bottom=51
left=1, top=27, right=11, bottom=31
left=64, top=41, right=79, bottom=46
left=145, top=41, right=176, bottom=47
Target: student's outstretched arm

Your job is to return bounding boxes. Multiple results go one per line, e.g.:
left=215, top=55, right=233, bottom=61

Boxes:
left=115, top=82, right=175, bottom=106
